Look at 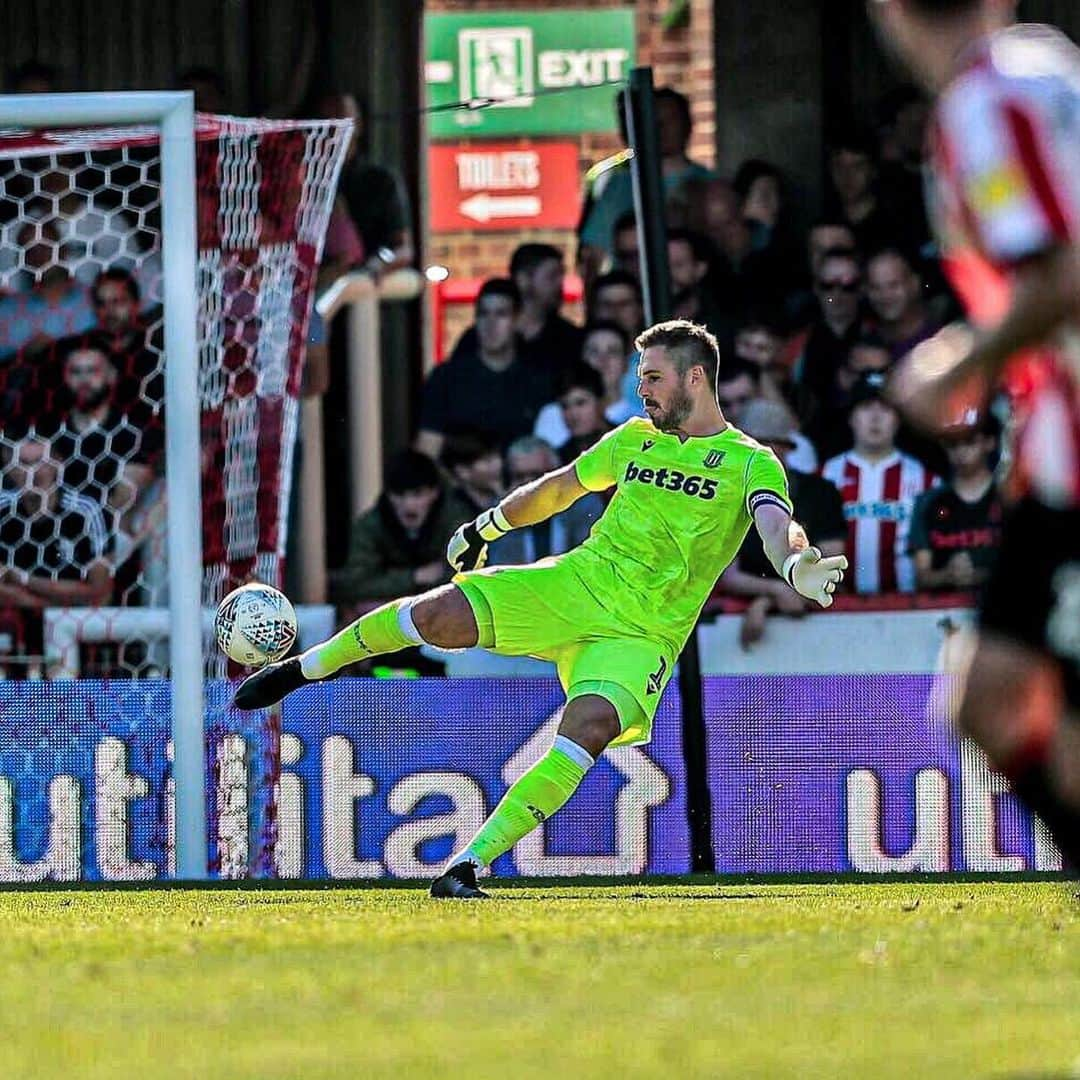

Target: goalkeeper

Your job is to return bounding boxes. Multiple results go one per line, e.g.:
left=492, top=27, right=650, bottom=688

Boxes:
left=236, top=320, right=847, bottom=897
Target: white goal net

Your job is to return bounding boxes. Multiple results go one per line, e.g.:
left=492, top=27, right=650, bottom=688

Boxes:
left=0, top=108, right=350, bottom=879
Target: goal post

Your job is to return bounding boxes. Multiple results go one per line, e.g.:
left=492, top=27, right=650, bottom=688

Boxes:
left=0, top=91, right=206, bottom=878
left=0, top=94, right=351, bottom=881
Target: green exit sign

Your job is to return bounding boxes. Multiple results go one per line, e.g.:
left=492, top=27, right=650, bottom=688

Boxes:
left=425, top=9, right=636, bottom=138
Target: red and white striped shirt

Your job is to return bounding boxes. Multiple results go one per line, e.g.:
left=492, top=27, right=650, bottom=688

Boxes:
left=929, top=24, right=1080, bottom=508
left=821, top=451, right=936, bottom=595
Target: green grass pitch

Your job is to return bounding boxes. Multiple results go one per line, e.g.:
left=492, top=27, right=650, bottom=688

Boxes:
left=1, top=881, right=1077, bottom=1079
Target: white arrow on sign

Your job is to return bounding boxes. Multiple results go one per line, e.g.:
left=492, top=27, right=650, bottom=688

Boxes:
left=459, top=192, right=541, bottom=223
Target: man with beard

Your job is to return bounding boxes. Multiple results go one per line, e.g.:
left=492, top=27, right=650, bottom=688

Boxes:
left=235, top=319, right=847, bottom=898
left=47, top=341, right=157, bottom=544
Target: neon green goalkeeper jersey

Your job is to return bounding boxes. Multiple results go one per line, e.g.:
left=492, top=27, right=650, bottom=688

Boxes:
left=566, top=417, right=791, bottom=654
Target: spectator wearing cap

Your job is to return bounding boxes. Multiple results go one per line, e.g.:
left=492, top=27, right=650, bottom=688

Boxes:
left=822, top=372, right=937, bottom=594
left=441, top=434, right=505, bottom=518
left=330, top=450, right=471, bottom=612
left=534, top=321, right=637, bottom=449
left=908, top=413, right=1003, bottom=592
left=554, top=362, right=612, bottom=465
left=720, top=399, right=847, bottom=647
left=488, top=436, right=605, bottom=566
left=865, top=248, right=940, bottom=361
left=416, top=279, right=555, bottom=458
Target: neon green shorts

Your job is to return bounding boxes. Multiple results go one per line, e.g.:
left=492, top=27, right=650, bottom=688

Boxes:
left=454, top=558, right=676, bottom=747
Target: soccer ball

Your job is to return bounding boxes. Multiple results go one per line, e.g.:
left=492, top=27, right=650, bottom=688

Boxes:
left=215, top=583, right=297, bottom=666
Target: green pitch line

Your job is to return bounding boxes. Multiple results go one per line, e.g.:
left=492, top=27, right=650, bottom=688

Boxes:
left=0, top=883, right=1076, bottom=1079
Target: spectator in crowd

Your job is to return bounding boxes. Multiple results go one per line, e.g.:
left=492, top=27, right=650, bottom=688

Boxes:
left=588, top=270, right=645, bottom=341
left=667, top=228, right=734, bottom=342
left=719, top=360, right=818, bottom=472
left=720, top=399, right=847, bottom=647
left=0, top=216, right=95, bottom=354
left=825, top=131, right=896, bottom=255
left=792, top=247, right=865, bottom=439
left=714, top=362, right=759, bottom=425
left=510, top=243, right=583, bottom=361
left=734, top=317, right=794, bottom=408
left=553, top=362, right=612, bottom=464
left=611, top=211, right=640, bottom=280
left=909, top=413, right=1003, bottom=592
left=46, top=340, right=157, bottom=544
left=416, top=279, right=555, bottom=458
left=865, top=248, right=939, bottom=360
left=0, top=435, right=113, bottom=620
left=330, top=450, right=469, bottom=610
left=5, top=60, right=58, bottom=93
left=821, top=372, right=937, bottom=595
left=535, top=320, right=636, bottom=448
left=175, top=65, right=228, bottom=112
left=787, top=218, right=859, bottom=327
left=576, top=92, right=633, bottom=288
left=734, top=159, right=783, bottom=245
left=89, top=268, right=162, bottom=426
left=314, top=91, right=414, bottom=278
left=441, top=434, right=505, bottom=518
left=874, top=85, right=933, bottom=265
left=578, top=86, right=715, bottom=261
left=488, top=436, right=605, bottom=565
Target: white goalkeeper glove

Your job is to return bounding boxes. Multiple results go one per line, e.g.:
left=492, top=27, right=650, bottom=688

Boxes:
left=781, top=547, right=848, bottom=608
left=447, top=506, right=514, bottom=574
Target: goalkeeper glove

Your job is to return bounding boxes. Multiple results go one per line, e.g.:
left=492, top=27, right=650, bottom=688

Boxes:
left=447, top=506, right=514, bottom=573
left=781, top=547, right=848, bottom=608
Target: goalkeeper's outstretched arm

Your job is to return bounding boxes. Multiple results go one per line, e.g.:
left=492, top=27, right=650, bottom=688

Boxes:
left=447, top=463, right=594, bottom=573
left=752, top=502, right=847, bottom=609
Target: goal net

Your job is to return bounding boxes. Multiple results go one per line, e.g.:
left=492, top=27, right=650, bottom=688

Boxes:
left=0, top=109, right=350, bottom=880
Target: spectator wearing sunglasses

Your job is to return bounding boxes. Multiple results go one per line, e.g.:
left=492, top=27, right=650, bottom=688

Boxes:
left=791, top=247, right=866, bottom=440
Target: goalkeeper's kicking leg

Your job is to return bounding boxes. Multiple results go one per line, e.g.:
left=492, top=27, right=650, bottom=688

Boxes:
left=430, top=694, right=619, bottom=899
left=232, top=584, right=479, bottom=709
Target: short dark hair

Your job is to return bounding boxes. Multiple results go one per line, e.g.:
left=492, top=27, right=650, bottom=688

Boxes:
left=654, top=87, right=692, bottom=137
left=58, top=337, right=111, bottom=368
left=558, top=362, right=605, bottom=400
left=634, top=319, right=720, bottom=392
left=828, top=128, right=877, bottom=160
left=592, top=270, right=642, bottom=301
left=441, top=433, right=500, bottom=472
left=866, top=246, right=917, bottom=275
left=384, top=449, right=441, bottom=494
left=667, top=227, right=714, bottom=266
left=903, top=0, right=981, bottom=15
left=582, top=319, right=630, bottom=353
left=92, top=267, right=140, bottom=306
left=6, top=59, right=58, bottom=92
left=509, top=243, right=562, bottom=278
left=613, top=210, right=638, bottom=237
left=476, top=277, right=521, bottom=311
left=733, top=159, right=783, bottom=202
left=716, top=360, right=761, bottom=388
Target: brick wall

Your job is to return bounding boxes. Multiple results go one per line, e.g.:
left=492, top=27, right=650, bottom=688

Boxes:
left=425, top=0, right=716, bottom=352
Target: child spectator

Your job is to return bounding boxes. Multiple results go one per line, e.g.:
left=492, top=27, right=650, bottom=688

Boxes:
left=821, top=372, right=937, bottom=594
left=909, top=413, right=1003, bottom=592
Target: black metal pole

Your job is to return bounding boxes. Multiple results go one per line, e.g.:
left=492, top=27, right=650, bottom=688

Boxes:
left=624, top=67, right=715, bottom=873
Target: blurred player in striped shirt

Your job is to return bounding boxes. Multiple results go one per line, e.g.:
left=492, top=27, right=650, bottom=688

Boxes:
left=872, top=0, right=1080, bottom=866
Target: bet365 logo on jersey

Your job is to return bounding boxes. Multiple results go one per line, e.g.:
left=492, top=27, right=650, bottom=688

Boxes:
left=623, top=460, right=717, bottom=499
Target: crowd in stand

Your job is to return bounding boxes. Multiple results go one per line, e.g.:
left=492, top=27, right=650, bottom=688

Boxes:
left=0, top=67, right=1008, bottom=673
left=335, top=85, right=1006, bottom=654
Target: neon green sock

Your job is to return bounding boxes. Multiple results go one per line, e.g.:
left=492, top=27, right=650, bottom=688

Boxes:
left=299, top=598, right=416, bottom=679
left=461, top=736, right=594, bottom=868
